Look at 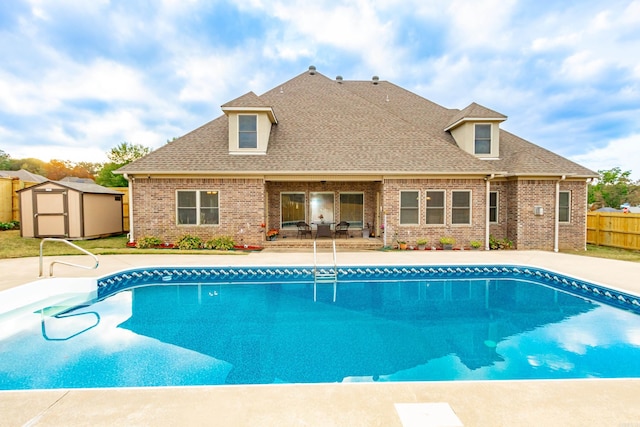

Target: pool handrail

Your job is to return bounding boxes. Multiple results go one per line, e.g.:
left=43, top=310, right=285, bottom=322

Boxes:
left=39, top=238, right=99, bottom=277
left=313, top=240, right=337, bottom=302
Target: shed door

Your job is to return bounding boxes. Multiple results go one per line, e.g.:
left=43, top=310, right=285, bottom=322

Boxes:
left=33, top=189, right=68, bottom=238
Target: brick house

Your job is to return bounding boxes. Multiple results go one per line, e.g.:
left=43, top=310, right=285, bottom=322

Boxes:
left=117, top=66, right=597, bottom=250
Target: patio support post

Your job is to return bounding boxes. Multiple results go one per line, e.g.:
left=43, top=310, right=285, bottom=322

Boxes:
left=124, top=173, right=135, bottom=244
left=485, top=174, right=494, bottom=251
left=554, top=175, right=566, bottom=252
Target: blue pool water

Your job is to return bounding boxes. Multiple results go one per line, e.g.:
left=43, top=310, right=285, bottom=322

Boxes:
left=1, top=265, right=640, bottom=390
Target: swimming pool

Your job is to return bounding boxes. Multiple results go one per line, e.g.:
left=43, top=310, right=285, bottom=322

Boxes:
left=1, top=264, right=639, bottom=390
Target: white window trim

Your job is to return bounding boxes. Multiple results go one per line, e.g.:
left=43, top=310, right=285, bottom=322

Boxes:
left=425, top=189, right=446, bottom=226
left=489, top=191, right=499, bottom=224
left=238, top=114, right=258, bottom=150
left=559, top=190, right=571, bottom=223
left=176, top=190, right=220, bottom=226
left=451, top=190, right=472, bottom=226
left=399, top=190, right=420, bottom=225
left=474, top=123, right=492, bottom=155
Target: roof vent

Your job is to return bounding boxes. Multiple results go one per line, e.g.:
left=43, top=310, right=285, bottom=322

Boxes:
left=372, top=76, right=379, bottom=85
left=336, top=75, right=343, bottom=83
left=308, top=65, right=316, bottom=75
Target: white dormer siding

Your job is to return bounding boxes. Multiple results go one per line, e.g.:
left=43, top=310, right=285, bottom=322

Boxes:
left=444, top=103, right=506, bottom=159
left=448, top=121, right=501, bottom=158
left=221, top=106, right=277, bottom=155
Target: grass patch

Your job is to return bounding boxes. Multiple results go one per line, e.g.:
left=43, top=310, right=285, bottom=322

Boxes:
left=0, top=230, right=246, bottom=259
left=562, top=244, right=640, bottom=263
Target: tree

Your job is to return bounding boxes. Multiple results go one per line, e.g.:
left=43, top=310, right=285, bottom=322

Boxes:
left=589, top=167, right=640, bottom=208
left=44, top=159, right=73, bottom=181
left=107, top=142, right=152, bottom=164
left=96, top=163, right=128, bottom=187
left=12, top=158, right=47, bottom=176
left=96, top=142, right=152, bottom=187
left=75, top=161, right=102, bottom=176
left=0, top=149, right=10, bottom=170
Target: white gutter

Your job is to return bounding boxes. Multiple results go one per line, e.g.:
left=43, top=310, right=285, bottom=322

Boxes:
left=485, top=174, right=495, bottom=250
left=124, top=173, right=134, bottom=244
left=554, top=175, right=566, bottom=252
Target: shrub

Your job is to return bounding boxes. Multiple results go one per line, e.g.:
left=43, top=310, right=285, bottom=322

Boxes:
left=489, top=235, right=513, bottom=250
left=416, top=238, right=428, bottom=246
left=204, top=235, right=235, bottom=250
left=176, top=234, right=203, bottom=250
left=439, top=236, right=456, bottom=245
left=0, top=220, right=19, bottom=231
left=470, top=240, right=482, bottom=249
left=136, top=235, right=162, bottom=249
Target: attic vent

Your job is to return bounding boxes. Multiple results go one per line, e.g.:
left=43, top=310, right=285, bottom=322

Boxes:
left=372, top=76, right=379, bottom=85
left=309, top=65, right=316, bottom=75
left=336, top=75, right=343, bottom=83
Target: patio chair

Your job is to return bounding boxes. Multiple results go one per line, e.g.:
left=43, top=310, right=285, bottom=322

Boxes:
left=296, top=221, right=312, bottom=239
left=334, top=221, right=350, bottom=239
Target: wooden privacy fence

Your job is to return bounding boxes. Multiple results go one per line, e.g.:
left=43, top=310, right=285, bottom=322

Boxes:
left=587, top=212, right=640, bottom=251
left=0, top=177, right=33, bottom=223
left=0, top=177, right=129, bottom=232
left=110, top=187, right=129, bottom=232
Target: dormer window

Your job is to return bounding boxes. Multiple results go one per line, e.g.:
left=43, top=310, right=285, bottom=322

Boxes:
left=221, top=92, right=278, bottom=155
left=474, top=124, right=491, bottom=155
left=239, top=115, right=257, bottom=149
left=444, top=102, right=506, bottom=159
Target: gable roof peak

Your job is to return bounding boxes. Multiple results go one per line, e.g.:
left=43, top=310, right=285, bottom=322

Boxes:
left=221, top=91, right=268, bottom=108
left=444, top=102, right=507, bottom=131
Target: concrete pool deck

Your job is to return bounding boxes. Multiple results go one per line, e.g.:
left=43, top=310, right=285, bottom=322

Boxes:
left=1, top=249, right=640, bottom=426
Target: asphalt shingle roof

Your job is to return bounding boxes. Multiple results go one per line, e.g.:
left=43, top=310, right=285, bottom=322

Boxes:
left=118, top=69, right=596, bottom=178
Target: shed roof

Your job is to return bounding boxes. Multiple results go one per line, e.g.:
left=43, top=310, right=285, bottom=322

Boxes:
left=17, top=180, right=125, bottom=195
left=0, top=169, right=48, bottom=183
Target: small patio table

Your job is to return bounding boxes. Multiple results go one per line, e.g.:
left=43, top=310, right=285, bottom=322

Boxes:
left=314, top=223, right=333, bottom=238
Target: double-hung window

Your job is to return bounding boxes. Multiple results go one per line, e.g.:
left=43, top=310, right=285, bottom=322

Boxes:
left=489, top=191, right=498, bottom=223
left=177, top=190, right=219, bottom=225
left=474, top=124, right=491, bottom=155
left=425, top=190, right=445, bottom=225
left=400, top=191, right=419, bottom=224
left=559, top=191, right=570, bottom=222
left=452, top=191, right=471, bottom=225
left=238, top=115, right=257, bottom=149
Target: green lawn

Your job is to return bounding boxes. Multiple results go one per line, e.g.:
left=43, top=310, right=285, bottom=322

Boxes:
left=0, top=230, right=245, bottom=259
left=562, top=244, right=640, bottom=263
left=1, top=229, right=639, bottom=262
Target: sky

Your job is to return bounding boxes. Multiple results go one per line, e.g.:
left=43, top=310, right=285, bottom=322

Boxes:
left=1, top=0, right=639, bottom=179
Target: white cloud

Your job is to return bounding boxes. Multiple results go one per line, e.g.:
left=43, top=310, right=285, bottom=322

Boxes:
left=444, top=0, right=518, bottom=49
left=47, top=59, right=153, bottom=103
left=560, top=51, right=606, bottom=81
left=570, top=134, right=640, bottom=180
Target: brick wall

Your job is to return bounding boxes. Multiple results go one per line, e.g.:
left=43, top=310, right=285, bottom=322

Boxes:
left=131, top=177, right=588, bottom=250
left=131, top=177, right=265, bottom=246
left=382, top=179, right=487, bottom=248
left=502, top=179, right=587, bottom=250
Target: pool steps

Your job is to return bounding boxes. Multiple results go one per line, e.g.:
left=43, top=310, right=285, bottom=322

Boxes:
left=0, top=278, right=97, bottom=336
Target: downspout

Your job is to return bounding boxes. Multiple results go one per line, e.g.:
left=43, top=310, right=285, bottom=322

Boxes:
left=554, top=175, right=566, bottom=252
left=124, top=173, right=135, bottom=244
left=485, top=174, right=495, bottom=251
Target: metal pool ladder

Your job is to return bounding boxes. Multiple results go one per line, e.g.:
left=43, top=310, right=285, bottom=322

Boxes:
left=313, top=240, right=337, bottom=302
left=39, top=238, right=99, bottom=277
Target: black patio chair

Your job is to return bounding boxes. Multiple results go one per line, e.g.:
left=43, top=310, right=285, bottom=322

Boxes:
left=296, top=221, right=312, bottom=239
left=334, top=221, right=350, bottom=239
